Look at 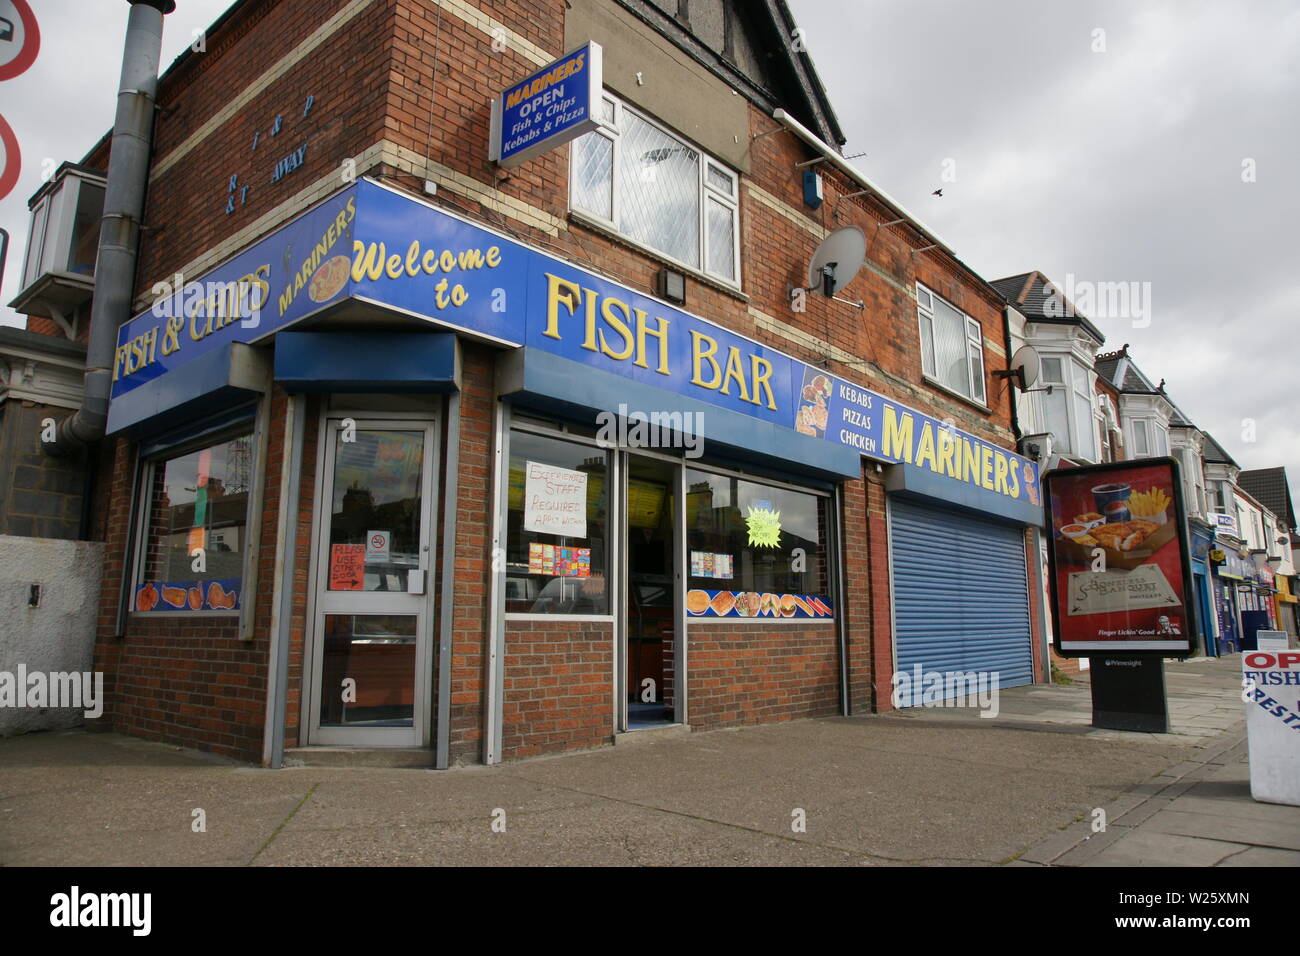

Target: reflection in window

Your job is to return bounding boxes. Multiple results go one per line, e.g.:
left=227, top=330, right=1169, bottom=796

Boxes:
left=135, top=433, right=253, bottom=612
left=328, top=429, right=423, bottom=592
left=685, top=469, right=829, bottom=607
left=571, top=94, right=739, bottom=285
left=916, top=283, right=985, bottom=404
left=505, top=430, right=609, bottom=614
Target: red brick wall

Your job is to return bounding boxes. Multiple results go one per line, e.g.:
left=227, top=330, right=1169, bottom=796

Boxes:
left=864, top=473, right=896, bottom=711
left=687, top=621, right=839, bottom=727
left=134, top=0, right=393, bottom=298
left=502, top=618, right=613, bottom=759
left=268, top=389, right=320, bottom=748
left=93, top=425, right=272, bottom=762
left=446, top=342, right=495, bottom=764
left=841, top=472, right=873, bottom=713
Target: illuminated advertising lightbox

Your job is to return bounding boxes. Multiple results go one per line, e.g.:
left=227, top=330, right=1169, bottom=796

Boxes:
left=1043, top=457, right=1196, bottom=657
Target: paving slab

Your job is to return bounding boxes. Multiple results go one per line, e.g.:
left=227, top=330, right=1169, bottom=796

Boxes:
left=1139, top=808, right=1300, bottom=851
left=1081, top=830, right=1247, bottom=867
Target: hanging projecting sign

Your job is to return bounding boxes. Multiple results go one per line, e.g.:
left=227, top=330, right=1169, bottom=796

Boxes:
left=489, top=42, right=602, bottom=168
left=1044, top=457, right=1197, bottom=657
left=1212, top=512, right=1239, bottom=535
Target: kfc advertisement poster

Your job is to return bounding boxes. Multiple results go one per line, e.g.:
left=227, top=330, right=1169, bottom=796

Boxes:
left=1043, top=458, right=1196, bottom=656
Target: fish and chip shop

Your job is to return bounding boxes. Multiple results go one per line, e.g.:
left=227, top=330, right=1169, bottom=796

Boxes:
left=104, top=178, right=1044, bottom=766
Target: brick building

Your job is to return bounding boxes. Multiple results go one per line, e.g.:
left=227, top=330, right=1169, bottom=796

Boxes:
left=10, top=0, right=1046, bottom=765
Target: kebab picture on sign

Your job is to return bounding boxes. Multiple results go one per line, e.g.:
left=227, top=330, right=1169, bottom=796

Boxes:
left=1043, top=458, right=1195, bottom=656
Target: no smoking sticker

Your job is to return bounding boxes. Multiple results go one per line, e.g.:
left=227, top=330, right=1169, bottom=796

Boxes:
left=365, top=530, right=390, bottom=563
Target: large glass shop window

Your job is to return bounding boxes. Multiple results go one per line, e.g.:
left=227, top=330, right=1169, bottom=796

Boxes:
left=134, top=433, right=253, bottom=613
left=506, top=430, right=610, bottom=614
left=684, top=469, right=833, bottom=619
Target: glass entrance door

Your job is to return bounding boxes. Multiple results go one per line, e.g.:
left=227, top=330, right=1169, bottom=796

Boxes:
left=308, top=417, right=437, bottom=747
left=623, top=454, right=681, bottom=729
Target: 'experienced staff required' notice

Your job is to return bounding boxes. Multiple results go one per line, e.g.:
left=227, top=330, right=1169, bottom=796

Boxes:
left=523, top=461, right=588, bottom=538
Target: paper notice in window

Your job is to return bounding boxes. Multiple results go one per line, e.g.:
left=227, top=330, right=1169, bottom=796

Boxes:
left=523, top=461, right=588, bottom=538
left=1065, top=563, right=1181, bottom=616
left=330, top=544, right=365, bottom=590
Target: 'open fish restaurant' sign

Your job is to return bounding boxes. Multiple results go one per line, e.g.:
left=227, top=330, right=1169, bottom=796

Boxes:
left=489, top=43, right=602, bottom=168
left=111, top=178, right=1041, bottom=522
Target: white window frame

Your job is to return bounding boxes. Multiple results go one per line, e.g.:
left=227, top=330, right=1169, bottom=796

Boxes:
left=569, top=93, right=741, bottom=288
left=1154, top=423, right=1170, bottom=456
left=130, top=425, right=257, bottom=617
left=19, top=166, right=106, bottom=292
left=1038, top=354, right=1096, bottom=459
left=916, top=283, right=986, bottom=405
left=1070, top=362, right=1096, bottom=460
left=1131, top=419, right=1151, bottom=456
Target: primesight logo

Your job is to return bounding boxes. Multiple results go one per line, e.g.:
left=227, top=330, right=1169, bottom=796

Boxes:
left=50, top=887, right=151, bottom=936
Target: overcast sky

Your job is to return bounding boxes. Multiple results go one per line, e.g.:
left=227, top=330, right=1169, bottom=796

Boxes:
left=788, top=0, right=1300, bottom=513
left=1, top=0, right=1296, bottom=515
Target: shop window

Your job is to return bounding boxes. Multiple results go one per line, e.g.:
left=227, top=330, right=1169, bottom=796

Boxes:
left=19, top=164, right=105, bottom=292
left=133, top=432, right=254, bottom=613
left=916, top=284, right=985, bottom=404
left=570, top=94, right=740, bottom=285
left=685, top=468, right=831, bottom=613
left=505, top=429, right=610, bottom=615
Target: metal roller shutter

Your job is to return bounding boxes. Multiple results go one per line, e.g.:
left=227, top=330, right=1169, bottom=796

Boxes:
left=890, top=497, right=1033, bottom=705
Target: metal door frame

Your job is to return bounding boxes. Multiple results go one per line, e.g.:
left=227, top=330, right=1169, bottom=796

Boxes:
left=303, top=412, right=440, bottom=747
left=617, top=448, right=685, bottom=732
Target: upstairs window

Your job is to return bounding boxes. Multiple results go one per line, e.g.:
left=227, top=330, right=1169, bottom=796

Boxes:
left=1130, top=419, right=1151, bottom=456
left=570, top=94, right=740, bottom=285
left=20, top=164, right=105, bottom=292
left=1207, top=483, right=1224, bottom=513
left=916, top=284, right=985, bottom=404
left=1126, top=417, right=1168, bottom=458
left=1037, top=355, right=1095, bottom=459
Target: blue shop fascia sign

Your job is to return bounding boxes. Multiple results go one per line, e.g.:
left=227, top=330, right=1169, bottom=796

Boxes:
left=111, top=179, right=1040, bottom=521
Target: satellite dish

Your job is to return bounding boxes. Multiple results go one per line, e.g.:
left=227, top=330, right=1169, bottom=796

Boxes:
left=1009, top=345, right=1041, bottom=390
left=807, top=226, right=866, bottom=297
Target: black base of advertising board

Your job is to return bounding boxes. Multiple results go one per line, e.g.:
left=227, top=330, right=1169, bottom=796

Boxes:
left=1090, top=655, right=1170, bottom=732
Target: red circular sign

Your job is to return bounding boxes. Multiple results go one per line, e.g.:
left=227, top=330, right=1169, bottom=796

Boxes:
left=0, top=0, right=40, bottom=82
left=0, top=114, right=19, bottom=202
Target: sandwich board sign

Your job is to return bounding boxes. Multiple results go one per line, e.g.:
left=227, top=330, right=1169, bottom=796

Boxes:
left=1241, top=650, right=1300, bottom=806
left=489, top=42, right=602, bottom=168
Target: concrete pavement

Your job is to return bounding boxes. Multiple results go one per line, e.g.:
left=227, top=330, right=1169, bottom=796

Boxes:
left=0, top=653, right=1294, bottom=866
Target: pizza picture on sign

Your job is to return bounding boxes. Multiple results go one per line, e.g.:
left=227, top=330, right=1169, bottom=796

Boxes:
left=308, top=253, right=351, bottom=303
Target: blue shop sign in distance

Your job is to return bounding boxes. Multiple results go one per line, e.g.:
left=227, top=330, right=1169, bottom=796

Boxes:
left=489, top=42, right=602, bottom=168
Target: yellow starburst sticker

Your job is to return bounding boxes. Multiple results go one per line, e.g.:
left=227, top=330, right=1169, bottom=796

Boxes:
left=745, top=505, right=782, bottom=549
